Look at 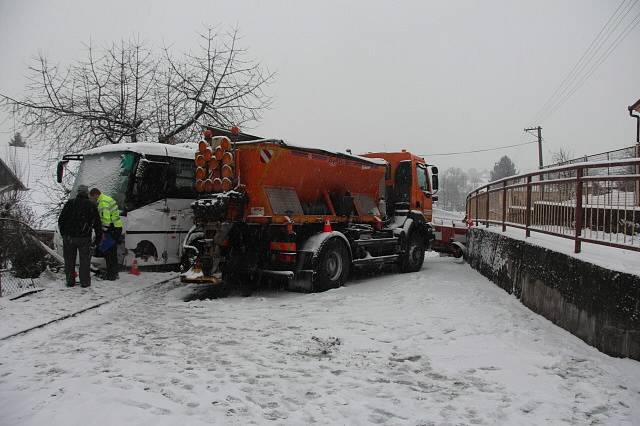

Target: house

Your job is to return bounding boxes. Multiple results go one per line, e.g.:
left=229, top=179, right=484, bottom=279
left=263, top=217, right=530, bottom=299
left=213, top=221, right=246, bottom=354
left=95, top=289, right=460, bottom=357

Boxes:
left=0, top=156, right=27, bottom=194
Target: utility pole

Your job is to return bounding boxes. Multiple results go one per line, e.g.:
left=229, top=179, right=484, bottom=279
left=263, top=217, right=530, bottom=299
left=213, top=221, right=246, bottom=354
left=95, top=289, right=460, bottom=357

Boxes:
left=524, top=126, right=543, bottom=169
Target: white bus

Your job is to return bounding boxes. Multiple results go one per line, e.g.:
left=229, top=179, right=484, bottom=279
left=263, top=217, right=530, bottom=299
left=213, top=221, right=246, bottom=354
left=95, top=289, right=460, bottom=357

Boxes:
left=55, top=142, right=198, bottom=270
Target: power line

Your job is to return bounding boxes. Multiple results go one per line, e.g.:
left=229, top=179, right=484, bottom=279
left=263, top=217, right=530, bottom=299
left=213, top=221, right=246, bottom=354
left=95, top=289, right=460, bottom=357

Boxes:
left=533, top=0, right=631, bottom=123
left=538, top=7, right=640, bottom=123
left=533, top=0, right=639, bottom=123
left=534, top=0, right=637, bottom=122
left=422, top=140, right=538, bottom=157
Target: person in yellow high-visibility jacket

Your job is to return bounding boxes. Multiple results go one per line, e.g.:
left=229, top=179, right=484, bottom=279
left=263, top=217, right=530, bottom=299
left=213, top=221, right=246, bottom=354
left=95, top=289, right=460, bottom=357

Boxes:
left=90, top=188, right=123, bottom=280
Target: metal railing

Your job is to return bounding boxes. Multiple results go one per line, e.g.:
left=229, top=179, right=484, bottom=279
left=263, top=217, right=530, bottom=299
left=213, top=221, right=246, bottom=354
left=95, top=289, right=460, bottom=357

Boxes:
left=466, top=154, right=640, bottom=253
left=543, top=145, right=637, bottom=169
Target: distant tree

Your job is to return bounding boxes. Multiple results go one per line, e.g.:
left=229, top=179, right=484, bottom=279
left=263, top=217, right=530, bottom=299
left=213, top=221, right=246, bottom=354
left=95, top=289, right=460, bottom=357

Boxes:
left=1, top=27, right=273, bottom=154
left=9, top=132, right=25, bottom=147
left=466, top=168, right=486, bottom=189
left=490, top=155, right=517, bottom=181
left=440, top=167, right=469, bottom=211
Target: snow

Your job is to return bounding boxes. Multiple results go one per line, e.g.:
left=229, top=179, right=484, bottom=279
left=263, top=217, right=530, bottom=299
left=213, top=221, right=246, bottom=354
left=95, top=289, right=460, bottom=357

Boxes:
left=83, top=142, right=196, bottom=160
left=235, top=139, right=389, bottom=166
left=433, top=207, right=466, bottom=221
left=480, top=225, right=640, bottom=278
left=1, top=256, right=639, bottom=425
left=0, top=270, right=177, bottom=339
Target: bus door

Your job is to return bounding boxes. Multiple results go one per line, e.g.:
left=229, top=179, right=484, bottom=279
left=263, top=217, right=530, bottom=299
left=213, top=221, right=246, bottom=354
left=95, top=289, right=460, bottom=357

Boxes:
left=129, top=156, right=173, bottom=264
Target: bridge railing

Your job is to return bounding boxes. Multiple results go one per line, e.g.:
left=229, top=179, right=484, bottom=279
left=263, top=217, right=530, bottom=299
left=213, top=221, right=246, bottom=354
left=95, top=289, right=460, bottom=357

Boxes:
left=466, top=154, right=640, bottom=253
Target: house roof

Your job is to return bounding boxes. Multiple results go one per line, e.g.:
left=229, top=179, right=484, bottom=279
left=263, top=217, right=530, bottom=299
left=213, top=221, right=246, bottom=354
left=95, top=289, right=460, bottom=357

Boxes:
left=0, top=156, right=27, bottom=193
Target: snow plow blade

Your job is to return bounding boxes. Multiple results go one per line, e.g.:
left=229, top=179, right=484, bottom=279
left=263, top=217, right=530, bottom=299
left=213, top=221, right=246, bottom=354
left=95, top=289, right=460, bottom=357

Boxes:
left=180, top=275, right=223, bottom=285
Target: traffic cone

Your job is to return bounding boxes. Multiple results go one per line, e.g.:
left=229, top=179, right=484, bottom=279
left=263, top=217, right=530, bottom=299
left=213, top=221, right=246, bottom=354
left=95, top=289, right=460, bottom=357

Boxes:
left=130, top=258, right=141, bottom=276
left=323, top=218, right=332, bottom=233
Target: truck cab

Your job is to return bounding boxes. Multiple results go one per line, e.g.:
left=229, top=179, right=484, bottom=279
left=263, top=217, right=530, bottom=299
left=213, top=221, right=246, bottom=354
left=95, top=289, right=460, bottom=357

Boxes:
left=361, top=151, right=438, bottom=221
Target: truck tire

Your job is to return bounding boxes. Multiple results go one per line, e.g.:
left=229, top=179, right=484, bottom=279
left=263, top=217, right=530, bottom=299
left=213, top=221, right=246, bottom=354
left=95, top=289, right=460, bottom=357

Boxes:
left=399, top=232, right=426, bottom=273
left=313, top=238, right=350, bottom=292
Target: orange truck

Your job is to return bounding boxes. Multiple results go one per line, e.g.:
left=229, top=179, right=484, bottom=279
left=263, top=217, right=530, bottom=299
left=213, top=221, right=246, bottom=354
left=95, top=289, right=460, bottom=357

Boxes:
left=181, top=128, right=440, bottom=294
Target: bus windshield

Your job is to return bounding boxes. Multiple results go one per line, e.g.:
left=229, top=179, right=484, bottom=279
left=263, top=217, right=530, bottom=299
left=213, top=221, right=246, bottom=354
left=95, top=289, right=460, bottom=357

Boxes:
left=71, top=151, right=136, bottom=210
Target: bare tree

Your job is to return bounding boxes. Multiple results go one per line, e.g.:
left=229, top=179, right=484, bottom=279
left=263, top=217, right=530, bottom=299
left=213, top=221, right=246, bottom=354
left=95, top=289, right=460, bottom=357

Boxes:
left=551, top=147, right=573, bottom=166
left=440, top=167, right=469, bottom=211
left=1, top=27, right=273, bottom=154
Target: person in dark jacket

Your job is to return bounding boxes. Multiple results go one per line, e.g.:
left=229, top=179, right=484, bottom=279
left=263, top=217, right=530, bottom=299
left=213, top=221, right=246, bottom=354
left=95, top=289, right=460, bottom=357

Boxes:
left=58, top=184, right=102, bottom=287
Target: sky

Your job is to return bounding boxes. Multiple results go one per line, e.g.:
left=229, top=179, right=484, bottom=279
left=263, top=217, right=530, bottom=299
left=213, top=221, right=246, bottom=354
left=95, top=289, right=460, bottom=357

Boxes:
left=0, top=0, right=638, bottom=174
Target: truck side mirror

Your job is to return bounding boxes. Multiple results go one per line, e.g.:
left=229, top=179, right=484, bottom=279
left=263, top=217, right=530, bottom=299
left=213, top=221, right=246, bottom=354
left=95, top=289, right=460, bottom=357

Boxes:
left=56, top=161, right=67, bottom=183
left=431, top=174, right=439, bottom=192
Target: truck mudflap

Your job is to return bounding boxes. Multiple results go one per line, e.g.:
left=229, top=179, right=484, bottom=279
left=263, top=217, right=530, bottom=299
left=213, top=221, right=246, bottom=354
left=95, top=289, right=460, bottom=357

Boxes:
left=287, top=270, right=315, bottom=292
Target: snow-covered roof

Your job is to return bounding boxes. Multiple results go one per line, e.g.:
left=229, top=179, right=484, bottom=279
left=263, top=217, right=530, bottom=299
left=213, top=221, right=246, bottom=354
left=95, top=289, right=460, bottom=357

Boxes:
left=83, top=142, right=197, bottom=159
left=236, top=139, right=388, bottom=166
left=0, top=142, right=55, bottom=228
left=0, top=156, right=27, bottom=192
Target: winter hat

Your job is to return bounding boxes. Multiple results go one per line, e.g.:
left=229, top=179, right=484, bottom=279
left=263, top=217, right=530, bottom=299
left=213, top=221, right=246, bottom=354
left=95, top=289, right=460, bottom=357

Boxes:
left=77, top=185, right=89, bottom=196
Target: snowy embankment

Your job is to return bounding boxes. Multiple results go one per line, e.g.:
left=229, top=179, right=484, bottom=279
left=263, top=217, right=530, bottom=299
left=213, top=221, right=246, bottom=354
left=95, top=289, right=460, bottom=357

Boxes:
left=0, top=271, right=178, bottom=339
left=0, top=256, right=639, bottom=425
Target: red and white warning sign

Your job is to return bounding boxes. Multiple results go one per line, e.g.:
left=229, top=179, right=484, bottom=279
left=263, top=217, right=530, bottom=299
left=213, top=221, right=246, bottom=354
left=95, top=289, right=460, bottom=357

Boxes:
left=260, top=149, right=273, bottom=163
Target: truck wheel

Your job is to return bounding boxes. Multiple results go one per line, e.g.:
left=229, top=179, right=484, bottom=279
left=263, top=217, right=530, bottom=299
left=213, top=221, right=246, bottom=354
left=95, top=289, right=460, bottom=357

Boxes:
left=400, top=232, right=426, bottom=273
left=313, top=238, right=350, bottom=292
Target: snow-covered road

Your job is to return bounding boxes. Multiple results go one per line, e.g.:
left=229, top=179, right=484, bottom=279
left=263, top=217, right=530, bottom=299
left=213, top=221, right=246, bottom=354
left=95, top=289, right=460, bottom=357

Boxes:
left=1, top=256, right=639, bottom=425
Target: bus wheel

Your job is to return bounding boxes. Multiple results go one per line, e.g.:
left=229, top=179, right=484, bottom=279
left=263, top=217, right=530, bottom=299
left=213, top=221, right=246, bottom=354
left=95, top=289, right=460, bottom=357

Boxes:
left=400, top=232, right=426, bottom=273
left=313, top=238, right=350, bottom=292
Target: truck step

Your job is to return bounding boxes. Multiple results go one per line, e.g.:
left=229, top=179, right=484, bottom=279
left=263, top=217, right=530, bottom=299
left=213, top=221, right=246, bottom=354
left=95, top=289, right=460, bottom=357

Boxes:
left=353, top=237, right=398, bottom=248
left=352, top=254, right=399, bottom=266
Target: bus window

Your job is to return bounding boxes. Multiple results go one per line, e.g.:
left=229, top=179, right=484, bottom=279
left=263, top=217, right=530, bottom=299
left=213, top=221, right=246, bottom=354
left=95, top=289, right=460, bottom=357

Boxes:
left=166, top=157, right=197, bottom=198
left=72, top=151, right=135, bottom=210
left=129, top=157, right=170, bottom=209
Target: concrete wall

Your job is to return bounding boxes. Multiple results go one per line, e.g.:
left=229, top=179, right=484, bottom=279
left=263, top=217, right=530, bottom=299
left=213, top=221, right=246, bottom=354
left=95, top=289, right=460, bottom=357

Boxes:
left=467, top=228, right=640, bottom=360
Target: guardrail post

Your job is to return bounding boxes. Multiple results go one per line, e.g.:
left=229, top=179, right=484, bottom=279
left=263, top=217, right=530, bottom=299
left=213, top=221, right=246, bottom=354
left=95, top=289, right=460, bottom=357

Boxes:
left=525, top=176, right=532, bottom=237
left=475, top=190, right=479, bottom=226
left=502, top=181, right=507, bottom=232
left=574, top=167, right=583, bottom=253
left=485, top=184, right=490, bottom=228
